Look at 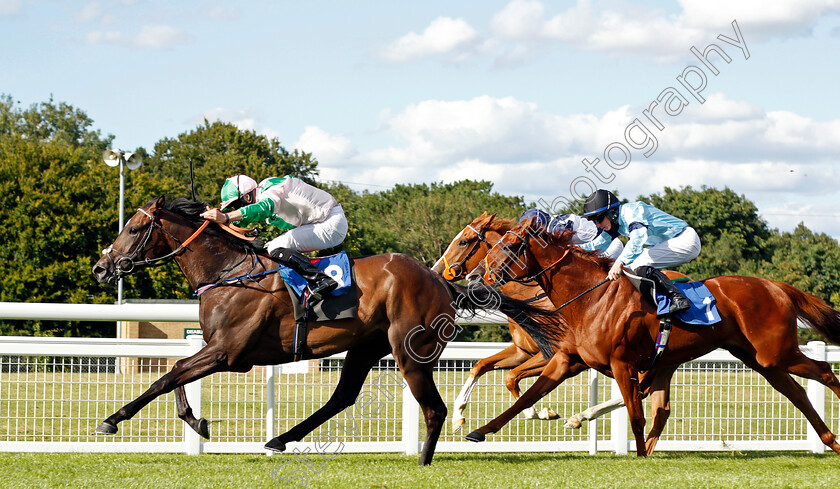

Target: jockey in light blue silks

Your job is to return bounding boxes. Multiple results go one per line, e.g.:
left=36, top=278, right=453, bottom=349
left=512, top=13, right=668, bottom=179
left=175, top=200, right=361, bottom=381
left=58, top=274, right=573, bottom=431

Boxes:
left=519, top=208, right=624, bottom=260
left=582, top=189, right=701, bottom=316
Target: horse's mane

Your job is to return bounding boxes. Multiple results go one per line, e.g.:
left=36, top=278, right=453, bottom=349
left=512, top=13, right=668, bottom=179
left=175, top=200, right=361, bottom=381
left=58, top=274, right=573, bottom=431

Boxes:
left=545, top=228, right=614, bottom=271
left=156, top=196, right=264, bottom=250
left=488, top=216, right=516, bottom=232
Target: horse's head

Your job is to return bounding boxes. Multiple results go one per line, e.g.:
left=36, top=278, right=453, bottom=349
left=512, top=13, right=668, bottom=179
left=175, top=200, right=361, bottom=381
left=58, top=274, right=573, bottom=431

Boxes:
left=467, top=217, right=568, bottom=286
left=92, top=196, right=206, bottom=285
left=432, top=212, right=514, bottom=281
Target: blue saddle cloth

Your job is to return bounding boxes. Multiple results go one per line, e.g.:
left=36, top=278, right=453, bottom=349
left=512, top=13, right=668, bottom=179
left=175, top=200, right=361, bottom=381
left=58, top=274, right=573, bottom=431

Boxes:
left=656, top=281, right=721, bottom=325
left=278, top=251, right=352, bottom=300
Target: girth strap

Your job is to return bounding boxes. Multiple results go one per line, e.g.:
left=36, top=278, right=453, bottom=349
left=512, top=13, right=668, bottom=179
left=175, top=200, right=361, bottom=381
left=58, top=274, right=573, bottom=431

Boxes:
left=647, top=317, right=672, bottom=370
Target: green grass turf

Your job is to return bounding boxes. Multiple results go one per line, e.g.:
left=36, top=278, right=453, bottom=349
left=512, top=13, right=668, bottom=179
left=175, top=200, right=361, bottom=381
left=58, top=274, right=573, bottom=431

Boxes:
left=0, top=451, right=836, bottom=489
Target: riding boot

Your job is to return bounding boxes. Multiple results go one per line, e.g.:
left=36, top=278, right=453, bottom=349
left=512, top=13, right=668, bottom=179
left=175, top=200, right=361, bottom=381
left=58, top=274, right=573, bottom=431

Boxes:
left=636, top=265, right=690, bottom=316
left=270, top=248, right=338, bottom=302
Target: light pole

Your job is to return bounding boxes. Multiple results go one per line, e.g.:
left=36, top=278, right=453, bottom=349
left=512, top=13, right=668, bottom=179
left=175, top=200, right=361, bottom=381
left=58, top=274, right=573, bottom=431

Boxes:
left=102, top=149, right=143, bottom=337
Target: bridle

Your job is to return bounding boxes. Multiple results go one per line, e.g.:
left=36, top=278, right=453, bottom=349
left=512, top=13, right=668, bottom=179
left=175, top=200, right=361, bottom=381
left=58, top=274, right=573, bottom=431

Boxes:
left=483, top=227, right=610, bottom=312
left=101, top=207, right=209, bottom=280
left=482, top=228, right=570, bottom=285
left=442, top=224, right=490, bottom=280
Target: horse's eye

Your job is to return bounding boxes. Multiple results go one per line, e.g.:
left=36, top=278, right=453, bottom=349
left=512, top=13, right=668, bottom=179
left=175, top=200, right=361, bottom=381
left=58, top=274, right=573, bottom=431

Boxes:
left=458, top=240, right=468, bottom=246
left=128, top=227, right=139, bottom=235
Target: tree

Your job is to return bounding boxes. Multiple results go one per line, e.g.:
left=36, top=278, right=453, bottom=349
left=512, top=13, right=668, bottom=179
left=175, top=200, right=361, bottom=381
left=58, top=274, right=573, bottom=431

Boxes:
left=0, top=95, right=117, bottom=336
left=335, top=180, right=527, bottom=265
left=639, top=186, right=772, bottom=278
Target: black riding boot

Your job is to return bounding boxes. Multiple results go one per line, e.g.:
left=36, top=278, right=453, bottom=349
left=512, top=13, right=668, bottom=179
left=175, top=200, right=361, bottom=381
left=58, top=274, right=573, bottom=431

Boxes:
left=636, top=266, right=690, bottom=316
left=270, top=248, right=338, bottom=302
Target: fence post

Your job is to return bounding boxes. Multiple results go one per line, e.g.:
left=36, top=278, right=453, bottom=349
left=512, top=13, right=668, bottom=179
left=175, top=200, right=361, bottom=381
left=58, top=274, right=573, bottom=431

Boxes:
left=265, top=364, right=276, bottom=456
left=588, top=369, right=599, bottom=455
left=185, top=334, right=204, bottom=455
left=806, top=341, right=827, bottom=453
left=611, top=378, right=628, bottom=455
left=402, top=383, right=419, bottom=455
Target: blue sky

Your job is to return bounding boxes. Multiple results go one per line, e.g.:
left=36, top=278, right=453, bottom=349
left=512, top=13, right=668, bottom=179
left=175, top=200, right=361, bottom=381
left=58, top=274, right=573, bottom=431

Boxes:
left=2, top=0, right=840, bottom=239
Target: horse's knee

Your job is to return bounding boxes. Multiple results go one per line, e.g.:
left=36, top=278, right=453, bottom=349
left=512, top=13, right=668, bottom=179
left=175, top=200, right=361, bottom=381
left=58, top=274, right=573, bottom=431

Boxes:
left=504, top=373, right=520, bottom=395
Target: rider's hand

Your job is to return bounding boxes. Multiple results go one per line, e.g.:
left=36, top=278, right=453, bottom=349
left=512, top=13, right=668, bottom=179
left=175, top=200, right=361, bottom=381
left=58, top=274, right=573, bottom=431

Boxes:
left=200, top=208, right=227, bottom=224
left=607, top=261, right=624, bottom=281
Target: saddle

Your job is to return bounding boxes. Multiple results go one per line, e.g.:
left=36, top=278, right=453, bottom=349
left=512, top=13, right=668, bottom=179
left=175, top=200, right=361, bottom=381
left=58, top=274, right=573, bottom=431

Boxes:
left=278, top=252, right=359, bottom=361
left=623, top=270, right=721, bottom=370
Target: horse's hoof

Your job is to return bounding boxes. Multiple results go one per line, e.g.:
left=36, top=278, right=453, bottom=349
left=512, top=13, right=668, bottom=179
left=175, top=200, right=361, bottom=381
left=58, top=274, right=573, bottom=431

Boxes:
left=539, top=407, right=559, bottom=420
left=95, top=421, right=118, bottom=435
left=198, top=418, right=210, bottom=439
left=265, top=438, right=287, bottom=453
left=564, top=417, right=582, bottom=429
left=523, top=407, right=538, bottom=419
left=452, top=417, right=465, bottom=433
left=465, top=430, right=485, bottom=443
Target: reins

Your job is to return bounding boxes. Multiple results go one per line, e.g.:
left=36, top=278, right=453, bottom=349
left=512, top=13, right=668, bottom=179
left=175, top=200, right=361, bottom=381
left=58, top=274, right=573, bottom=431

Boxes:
left=484, top=228, right=610, bottom=312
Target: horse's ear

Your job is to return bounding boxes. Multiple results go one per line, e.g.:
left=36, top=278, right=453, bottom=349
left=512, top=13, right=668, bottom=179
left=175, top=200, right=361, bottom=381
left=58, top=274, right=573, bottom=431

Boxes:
left=150, top=196, right=165, bottom=212
left=486, top=212, right=497, bottom=224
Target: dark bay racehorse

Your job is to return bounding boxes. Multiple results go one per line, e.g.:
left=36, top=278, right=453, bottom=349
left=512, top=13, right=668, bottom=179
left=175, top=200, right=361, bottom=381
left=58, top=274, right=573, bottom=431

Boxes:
left=91, top=196, right=541, bottom=465
left=466, top=219, right=840, bottom=456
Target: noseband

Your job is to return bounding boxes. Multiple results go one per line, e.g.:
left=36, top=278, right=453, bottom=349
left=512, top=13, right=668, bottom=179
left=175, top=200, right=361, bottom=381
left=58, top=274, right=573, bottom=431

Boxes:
left=483, top=229, right=570, bottom=285
left=101, top=208, right=209, bottom=279
left=443, top=224, right=489, bottom=280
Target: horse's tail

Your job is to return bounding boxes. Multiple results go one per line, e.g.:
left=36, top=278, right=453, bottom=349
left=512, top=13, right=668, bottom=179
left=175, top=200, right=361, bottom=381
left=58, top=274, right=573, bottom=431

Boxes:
left=443, top=280, right=564, bottom=359
left=777, top=281, right=840, bottom=345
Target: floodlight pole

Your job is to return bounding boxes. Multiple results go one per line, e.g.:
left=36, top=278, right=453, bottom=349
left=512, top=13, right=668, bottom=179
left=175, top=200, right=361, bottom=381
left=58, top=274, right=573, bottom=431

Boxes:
left=118, top=153, right=125, bottom=307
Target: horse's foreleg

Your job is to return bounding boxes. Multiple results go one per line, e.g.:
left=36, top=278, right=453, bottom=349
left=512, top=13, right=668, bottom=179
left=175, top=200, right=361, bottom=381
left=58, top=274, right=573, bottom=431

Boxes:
left=643, top=367, right=677, bottom=455
left=452, top=344, right=530, bottom=432
left=612, top=363, right=647, bottom=457
left=504, top=354, right=551, bottom=419
left=174, top=385, right=209, bottom=439
left=96, top=342, right=228, bottom=435
left=400, top=363, right=448, bottom=466
left=265, top=341, right=390, bottom=453
left=466, top=353, right=587, bottom=442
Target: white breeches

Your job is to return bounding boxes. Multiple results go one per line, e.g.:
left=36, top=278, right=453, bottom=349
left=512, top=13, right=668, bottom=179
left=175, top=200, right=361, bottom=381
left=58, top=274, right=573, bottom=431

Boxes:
left=265, top=205, right=348, bottom=253
left=628, top=226, right=701, bottom=269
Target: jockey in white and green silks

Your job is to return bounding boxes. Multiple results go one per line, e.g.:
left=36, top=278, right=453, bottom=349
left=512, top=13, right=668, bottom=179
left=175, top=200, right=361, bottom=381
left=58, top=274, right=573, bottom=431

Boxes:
left=201, top=174, right=348, bottom=302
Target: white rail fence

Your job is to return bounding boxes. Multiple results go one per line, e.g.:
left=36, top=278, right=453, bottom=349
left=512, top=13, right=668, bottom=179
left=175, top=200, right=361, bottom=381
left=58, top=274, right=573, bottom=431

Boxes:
left=1, top=302, right=838, bottom=455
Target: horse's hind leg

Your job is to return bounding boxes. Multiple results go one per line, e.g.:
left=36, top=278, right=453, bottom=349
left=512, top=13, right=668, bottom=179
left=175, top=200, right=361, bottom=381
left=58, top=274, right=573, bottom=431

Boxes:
left=264, top=340, right=391, bottom=453
left=783, top=352, right=840, bottom=401
left=175, top=385, right=209, bottom=439
left=735, top=352, right=840, bottom=455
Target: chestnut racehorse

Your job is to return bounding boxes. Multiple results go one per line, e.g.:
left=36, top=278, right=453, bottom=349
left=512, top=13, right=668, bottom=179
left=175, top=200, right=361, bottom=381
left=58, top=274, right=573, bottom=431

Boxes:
left=432, top=212, right=684, bottom=434
left=465, top=219, right=840, bottom=456
left=432, top=212, right=558, bottom=430
left=91, top=196, right=539, bottom=465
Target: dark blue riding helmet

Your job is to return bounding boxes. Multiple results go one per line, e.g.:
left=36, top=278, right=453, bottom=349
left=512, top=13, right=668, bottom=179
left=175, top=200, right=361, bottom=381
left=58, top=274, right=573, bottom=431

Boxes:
left=583, top=189, right=620, bottom=223
left=518, top=208, right=551, bottom=231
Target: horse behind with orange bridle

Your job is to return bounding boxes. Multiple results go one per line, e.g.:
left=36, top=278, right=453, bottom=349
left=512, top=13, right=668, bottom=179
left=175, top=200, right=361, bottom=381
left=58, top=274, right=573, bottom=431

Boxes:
left=465, top=217, right=840, bottom=457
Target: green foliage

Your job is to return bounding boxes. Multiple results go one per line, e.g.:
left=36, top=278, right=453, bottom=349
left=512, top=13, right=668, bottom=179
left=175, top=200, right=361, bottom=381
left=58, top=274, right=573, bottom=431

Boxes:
left=0, top=96, right=116, bottom=336
left=333, top=180, right=526, bottom=265
left=639, top=186, right=772, bottom=278
left=4, top=95, right=840, bottom=345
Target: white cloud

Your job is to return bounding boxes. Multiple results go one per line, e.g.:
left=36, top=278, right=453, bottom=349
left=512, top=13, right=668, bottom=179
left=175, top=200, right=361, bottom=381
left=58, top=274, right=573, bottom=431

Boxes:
left=293, top=126, right=356, bottom=166
left=0, top=0, right=22, bottom=17
left=386, top=0, right=840, bottom=65
left=75, top=2, right=103, bottom=23
left=86, top=24, right=189, bottom=50
left=379, top=16, right=479, bottom=63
